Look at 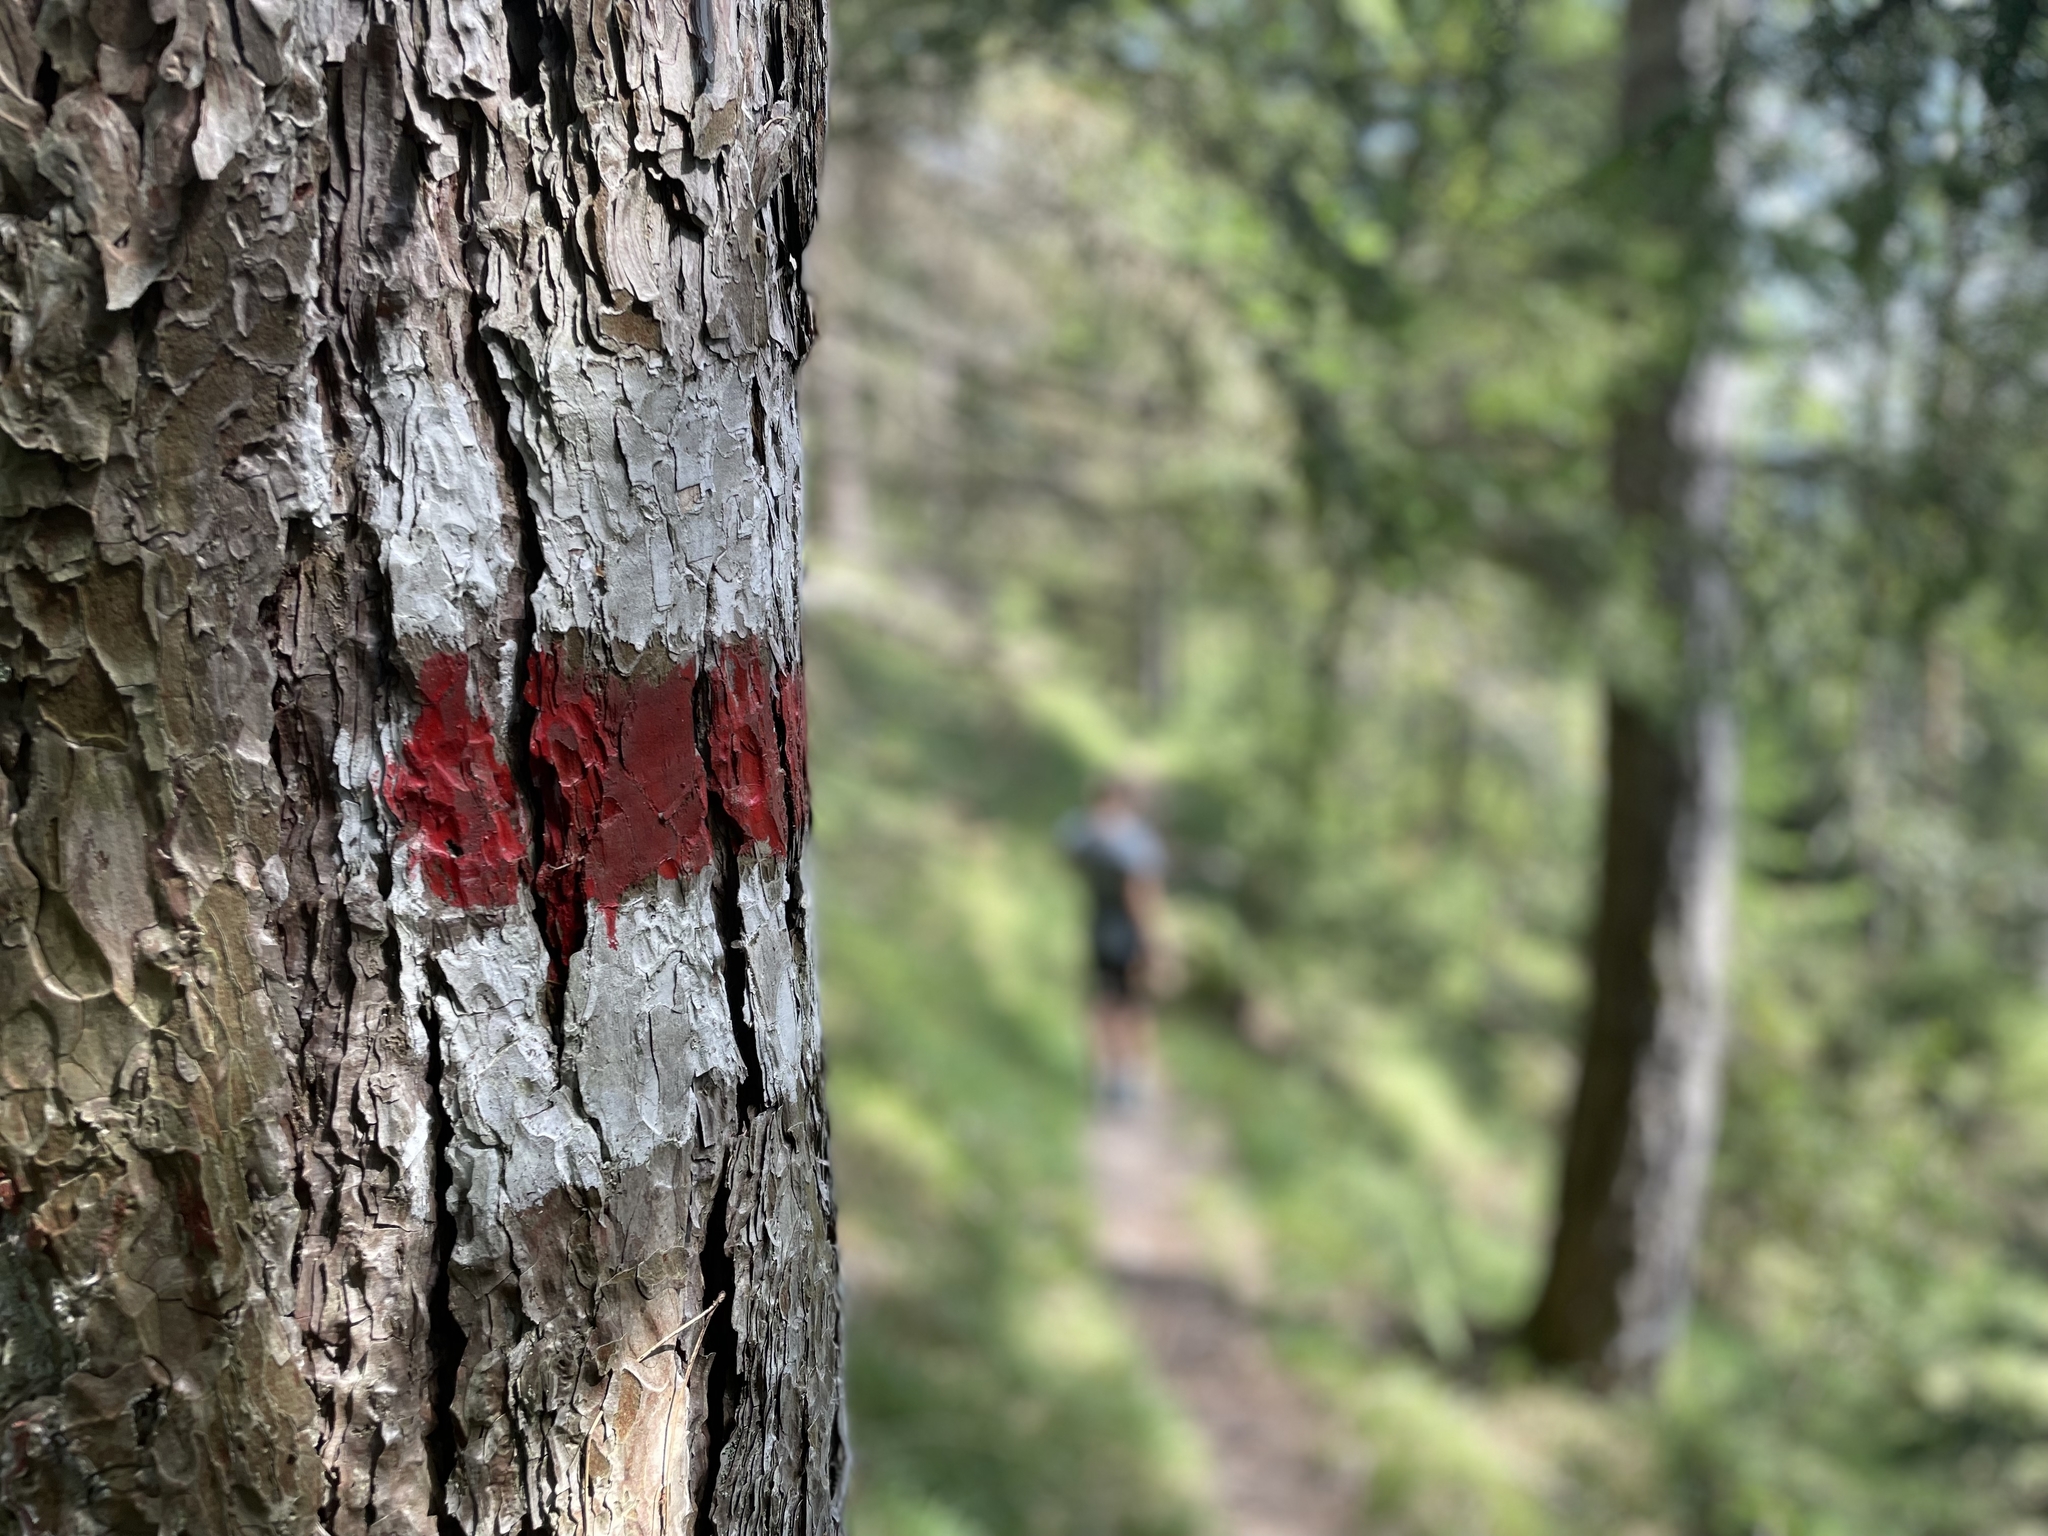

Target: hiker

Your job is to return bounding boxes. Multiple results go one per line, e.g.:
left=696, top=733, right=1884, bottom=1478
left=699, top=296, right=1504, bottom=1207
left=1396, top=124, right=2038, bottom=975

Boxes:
left=1059, top=776, right=1168, bottom=1107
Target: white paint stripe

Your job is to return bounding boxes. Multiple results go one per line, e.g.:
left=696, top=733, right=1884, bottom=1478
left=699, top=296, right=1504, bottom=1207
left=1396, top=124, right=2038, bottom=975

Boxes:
left=388, top=866, right=779, bottom=1215
left=737, top=854, right=808, bottom=1108
left=426, top=919, right=604, bottom=1211
left=369, top=342, right=515, bottom=651
left=565, top=874, right=745, bottom=1165
left=506, top=346, right=802, bottom=664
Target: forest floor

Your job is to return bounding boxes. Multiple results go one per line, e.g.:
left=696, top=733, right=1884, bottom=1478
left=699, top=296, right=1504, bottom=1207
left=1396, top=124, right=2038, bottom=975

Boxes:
left=1088, top=1084, right=1367, bottom=1536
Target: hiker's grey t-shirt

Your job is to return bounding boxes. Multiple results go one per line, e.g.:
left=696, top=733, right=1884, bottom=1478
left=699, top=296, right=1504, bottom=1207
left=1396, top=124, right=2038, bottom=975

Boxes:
left=1059, top=809, right=1165, bottom=965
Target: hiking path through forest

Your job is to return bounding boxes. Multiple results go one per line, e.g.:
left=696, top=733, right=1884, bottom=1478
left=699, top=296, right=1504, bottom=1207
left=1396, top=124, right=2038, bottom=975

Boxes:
left=1089, top=1089, right=1367, bottom=1536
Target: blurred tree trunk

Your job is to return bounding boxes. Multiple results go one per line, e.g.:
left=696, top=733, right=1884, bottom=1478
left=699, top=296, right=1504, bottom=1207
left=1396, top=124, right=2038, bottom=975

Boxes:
left=0, top=2, right=844, bottom=1533
left=1524, top=0, right=1739, bottom=1386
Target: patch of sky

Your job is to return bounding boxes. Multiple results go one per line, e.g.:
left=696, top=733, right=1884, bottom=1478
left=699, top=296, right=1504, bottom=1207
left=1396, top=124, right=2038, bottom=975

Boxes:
left=1357, top=119, right=1419, bottom=178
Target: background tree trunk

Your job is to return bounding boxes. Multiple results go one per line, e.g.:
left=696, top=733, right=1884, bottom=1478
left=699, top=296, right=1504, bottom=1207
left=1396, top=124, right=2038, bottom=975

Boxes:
left=1523, top=0, right=1739, bottom=1386
left=0, top=0, right=844, bottom=1531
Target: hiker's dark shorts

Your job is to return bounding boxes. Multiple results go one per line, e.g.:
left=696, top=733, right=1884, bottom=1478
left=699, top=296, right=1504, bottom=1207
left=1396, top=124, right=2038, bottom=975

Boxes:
left=1091, top=948, right=1144, bottom=1003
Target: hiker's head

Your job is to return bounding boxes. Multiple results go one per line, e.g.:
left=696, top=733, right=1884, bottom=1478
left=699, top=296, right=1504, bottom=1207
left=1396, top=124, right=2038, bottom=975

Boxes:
left=1091, top=774, right=1143, bottom=814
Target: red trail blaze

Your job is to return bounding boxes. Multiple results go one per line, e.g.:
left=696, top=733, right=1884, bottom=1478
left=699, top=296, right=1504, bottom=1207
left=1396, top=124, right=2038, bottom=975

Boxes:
left=705, top=640, right=791, bottom=854
left=384, top=642, right=812, bottom=959
left=382, top=652, right=527, bottom=907
left=776, top=663, right=809, bottom=837
left=527, top=651, right=709, bottom=953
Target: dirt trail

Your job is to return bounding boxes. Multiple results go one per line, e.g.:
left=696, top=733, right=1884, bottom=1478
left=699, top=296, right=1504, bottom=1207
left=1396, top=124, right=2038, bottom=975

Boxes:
left=1088, top=1091, right=1364, bottom=1536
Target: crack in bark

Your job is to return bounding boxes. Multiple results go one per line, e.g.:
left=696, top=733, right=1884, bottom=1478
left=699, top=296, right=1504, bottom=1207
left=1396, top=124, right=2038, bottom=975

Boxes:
left=701, top=723, right=764, bottom=1120
left=695, top=660, right=767, bottom=1530
left=692, top=1169, right=740, bottom=1536
left=419, top=948, right=470, bottom=1536
left=463, top=300, right=560, bottom=1005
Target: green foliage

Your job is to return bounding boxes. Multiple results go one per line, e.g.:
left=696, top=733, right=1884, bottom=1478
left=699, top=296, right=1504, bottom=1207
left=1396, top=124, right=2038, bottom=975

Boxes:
left=809, top=0, right=2048, bottom=1528
left=814, top=610, right=1205, bottom=1536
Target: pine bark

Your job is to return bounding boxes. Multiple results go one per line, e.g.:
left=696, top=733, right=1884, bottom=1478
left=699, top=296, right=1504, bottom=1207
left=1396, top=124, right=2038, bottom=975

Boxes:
left=0, top=0, right=844, bottom=1532
left=1523, top=0, right=1738, bottom=1385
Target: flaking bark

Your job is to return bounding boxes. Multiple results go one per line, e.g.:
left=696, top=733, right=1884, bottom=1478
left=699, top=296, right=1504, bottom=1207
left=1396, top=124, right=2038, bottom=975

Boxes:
left=0, top=0, right=844, bottom=1532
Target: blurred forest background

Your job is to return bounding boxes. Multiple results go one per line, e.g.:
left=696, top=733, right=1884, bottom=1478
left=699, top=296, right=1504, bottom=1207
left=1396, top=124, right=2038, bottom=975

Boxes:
left=795, top=0, right=2048, bottom=1531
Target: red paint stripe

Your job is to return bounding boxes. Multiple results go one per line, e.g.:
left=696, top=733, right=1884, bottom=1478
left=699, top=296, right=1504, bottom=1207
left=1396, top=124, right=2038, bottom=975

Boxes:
left=382, top=652, right=528, bottom=908
left=776, top=662, right=809, bottom=838
left=527, top=650, right=707, bottom=953
left=705, top=640, right=789, bottom=855
left=386, top=642, right=811, bottom=956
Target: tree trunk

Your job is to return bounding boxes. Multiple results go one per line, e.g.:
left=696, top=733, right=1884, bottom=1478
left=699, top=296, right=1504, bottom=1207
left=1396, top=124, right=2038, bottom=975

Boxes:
left=0, top=0, right=844, bottom=1532
left=1523, top=0, right=1738, bottom=1387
